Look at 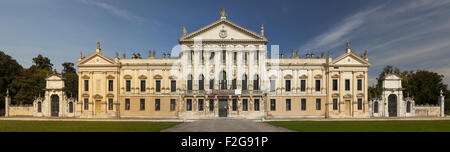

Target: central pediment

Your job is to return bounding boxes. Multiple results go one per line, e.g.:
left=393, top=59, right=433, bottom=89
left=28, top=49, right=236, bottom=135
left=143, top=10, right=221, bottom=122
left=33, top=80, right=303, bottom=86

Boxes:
left=179, top=19, right=268, bottom=43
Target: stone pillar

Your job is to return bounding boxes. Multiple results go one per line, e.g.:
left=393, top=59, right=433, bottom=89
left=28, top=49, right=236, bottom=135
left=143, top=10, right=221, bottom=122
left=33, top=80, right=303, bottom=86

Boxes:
left=5, top=90, right=10, bottom=117
left=439, top=90, right=445, bottom=117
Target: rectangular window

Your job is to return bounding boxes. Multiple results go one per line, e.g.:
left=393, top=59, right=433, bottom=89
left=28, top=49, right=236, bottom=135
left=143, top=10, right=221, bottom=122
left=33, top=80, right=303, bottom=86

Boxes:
left=84, top=80, right=89, bottom=91
left=254, top=99, right=260, bottom=111
left=108, top=80, right=113, bottom=91
left=140, top=80, right=146, bottom=92
left=171, top=80, right=176, bottom=92
left=199, top=79, right=204, bottom=91
left=170, top=99, right=176, bottom=111
left=301, top=80, right=306, bottom=92
left=155, top=99, right=160, bottom=111
left=84, top=98, right=89, bottom=110
left=286, top=99, right=291, bottom=111
left=156, top=80, right=161, bottom=92
left=358, top=98, right=363, bottom=110
left=316, top=99, right=321, bottom=110
left=232, top=99, right=237, bottom=111
left=357, top=79, right=362, bottom=91
left=242, top=79, right=247, bottom=90
left=301, top=99, right=306, bottom=111
left=345, top=79, right=350, bottom=91
left=285, top=80, right=291, bottom=92
left=186, top=99, right=192, bottom=111
left=187, top=78, right=193, bottom=91
left=333, top=99, right=338, bottom=110
left=270, top=80, right=276, bottom=92
left=198, top=99, right=204, bottom=111
left=232, top=79, right=237, bottom=90
left=126, top=80, right=131, bottom=92
left=270, top=99, right=276, bottom=111
left=108, top=98, right=113, bottom=110
left=209, top=99, right=214, bottom=111
left=125, top=99, right=130, bottom=110
left=333, top=79, right=338, bottom=91
left=243, top=99, right=248, bottom=111
left=315, top=80, right=321, bottom=92
left=209, top=79, right=214, bottom=90
left=140, top=99, right=145, bottom=111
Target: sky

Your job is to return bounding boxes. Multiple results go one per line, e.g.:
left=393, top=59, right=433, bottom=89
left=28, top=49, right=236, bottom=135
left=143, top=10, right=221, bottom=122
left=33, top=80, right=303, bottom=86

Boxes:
left=1, top=0, right=450, bottom=88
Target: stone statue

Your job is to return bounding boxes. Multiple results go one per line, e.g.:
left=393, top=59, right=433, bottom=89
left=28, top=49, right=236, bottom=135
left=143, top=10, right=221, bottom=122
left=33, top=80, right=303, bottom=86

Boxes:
left=115, top=52, right=119, bottom=59
left=6, top=89, right=9, bottom=97
left=364, top=50, right=368, bottom=59
left=123, top=53, right=126, bottom=59
left=328, top=50, right=332, bottom=58
left=132, top=53, right=137, bottom=59
left=80, top=51, right=83, bottom=59
left=152, top=49, right=156, bottom=58
left=137, top=53, right=141, bottom=59
left=311, top=52, right=315, bottom=58
left=440, top=90, right=443, bottom=96
left=291, top=50, right=294, bottom=59
left=321, top=51, right=325, bottom=58
left=220, top=7, right=227, bottom=19
left=168, top=53, right=171, bottom=58
left=346, top=41, right=350, bottom=50
left=97, top=41, right=100, bottom=50
left=182, top=26, right=187, bottom=36
left=296, top=50, right=299, bottom=58
left=148, top=49, right=152, bottom=58
left=163, top=52, right=166, bottom=58
left=260, top=24, right=264, bottom=36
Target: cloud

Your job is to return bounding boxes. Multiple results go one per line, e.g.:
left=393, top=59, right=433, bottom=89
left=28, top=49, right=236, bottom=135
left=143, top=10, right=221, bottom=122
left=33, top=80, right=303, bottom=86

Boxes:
left=79, top=0, right=145, bottom=23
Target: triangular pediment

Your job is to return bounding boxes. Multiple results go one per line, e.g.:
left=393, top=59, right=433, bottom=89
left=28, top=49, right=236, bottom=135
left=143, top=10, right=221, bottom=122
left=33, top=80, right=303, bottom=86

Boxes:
left=331, top=52, right=371, bottom=67
left=46, top=74, right=63, bottom=81
left=179, top=19, right=268, bottom=43
left=76, top=52, right=118, bottom=67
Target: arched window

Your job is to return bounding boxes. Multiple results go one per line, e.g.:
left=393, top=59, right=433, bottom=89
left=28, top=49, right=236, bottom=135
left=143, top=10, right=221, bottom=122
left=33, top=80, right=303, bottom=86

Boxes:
left=199, top=74, right=204, bottom=91
left=187, top=74, right=193, bottom=91
left=37, top=102, right=42, bottom=113
left=242, top=74, right=247, bottom=90
left=219, top=71, right=227, bottom=90
left=253, top=74, right=259, bottom=90
left=374, top=101, right=378, bottom=113
left=406, top=101, right=411, bottom=113
left=69, top=102, right=73, bottom=113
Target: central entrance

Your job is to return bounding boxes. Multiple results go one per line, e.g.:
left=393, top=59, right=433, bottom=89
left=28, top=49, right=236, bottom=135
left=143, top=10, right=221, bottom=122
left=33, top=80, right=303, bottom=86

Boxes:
left=218, top=99, right=228, bottom=117
left=50, top=95, right=59, bottom=117
left=388, top=94, right=397, bottom=117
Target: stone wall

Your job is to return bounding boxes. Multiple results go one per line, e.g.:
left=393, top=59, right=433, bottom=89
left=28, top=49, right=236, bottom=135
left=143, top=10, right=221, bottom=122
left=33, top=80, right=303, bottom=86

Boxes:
left=415, top=105, right=441, bottom=117
left=8, top=105, right=33, bottom=116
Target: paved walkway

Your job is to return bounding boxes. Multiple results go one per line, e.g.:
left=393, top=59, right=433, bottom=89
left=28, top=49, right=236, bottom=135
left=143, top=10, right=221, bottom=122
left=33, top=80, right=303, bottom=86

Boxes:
left=162, top=119, right=293, bottom=132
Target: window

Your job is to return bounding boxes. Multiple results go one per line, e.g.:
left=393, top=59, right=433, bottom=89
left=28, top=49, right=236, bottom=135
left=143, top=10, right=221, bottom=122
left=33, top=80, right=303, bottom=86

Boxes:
left=156, top=80, right=161, bottom=92
left=186, top=99, right=192, bottom=111
left=316, top=99, right=321, bottom=110
left=345, top=79, right=350, bottom=91
left=254, top=99, right=260, bottom=111
left=108, top=80, right=114, bottom=91
left=333, top=99, right=338, bottom=110
left=219, top=71, right=227, bottom=90
left=232, top=79, right=237, bottom=90
left=155, top=99, right=160, bottom=111
left=270, top=80, right=276, bottom=92
left=38, top=102, right=42, bottom=113
left=209, top=79, right=214, bottom=90
left=374, top=101, right=379, bottom=113
left=108, top=98, right=113, bottom=110
left=253, top=75, right=259, bottom=90
left=315, top=80, right=320, bottom=92
left=357, top=79, right=362, bottom=91
left=140, top=80, right=146, bottom=92
left=171, top=80, right=176, bottom=92
left=126, top=80, right=131, bottom=92
left=69, top=102, right=73, bottom=113
left=357, top=98, right=363, bottom=110
left=286, top=99, right=291, bottom=111
left=84, top=80, right=89, bottom=91
left=285, top=80, right=291, bottom=92
left=270, top=99, right=276, bottom=111
left=170, top=99, right=176, bottom=111
left=198, top=99, right=204, bottom=111
left=242, top=75, right=247, bottom=90
left=407, top=101, right=411, bottom=113
left=84, top=98, right=89, bottom=110
left=209, top=99, right=214, bottom=111
left=300, top=80, right=306, bottom=92
left=301, top=99, right=306, bottom=111
left=199, top=75, right=204, bottom=91
left=332, top=79, right=338, bottom=91
left=140, top=99, right=145, bottom=111
left=125, top=99, right=130, bottom=110
left=232, top=99, right=237, bottom=111
left=187, top=74, right=193, bottom=91
left=243, top=99, right=248, bottom=111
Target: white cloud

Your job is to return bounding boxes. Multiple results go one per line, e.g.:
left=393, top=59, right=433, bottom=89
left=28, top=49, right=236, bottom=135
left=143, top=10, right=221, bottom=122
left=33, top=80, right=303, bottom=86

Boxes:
left=80, top=0, right=145, bottom=23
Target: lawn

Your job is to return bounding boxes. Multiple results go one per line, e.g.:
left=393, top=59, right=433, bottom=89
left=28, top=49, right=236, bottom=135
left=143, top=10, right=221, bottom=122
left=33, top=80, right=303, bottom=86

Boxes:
left=0, top=120, right=180, bottom=132
left=267, top=120, right=450, bottom=132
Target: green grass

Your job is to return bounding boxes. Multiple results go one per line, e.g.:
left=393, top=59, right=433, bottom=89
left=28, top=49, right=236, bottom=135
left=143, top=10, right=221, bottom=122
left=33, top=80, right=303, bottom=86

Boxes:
left=0, top=120, right=180, bottom=132
left=267, top=120, right=450, bottom=132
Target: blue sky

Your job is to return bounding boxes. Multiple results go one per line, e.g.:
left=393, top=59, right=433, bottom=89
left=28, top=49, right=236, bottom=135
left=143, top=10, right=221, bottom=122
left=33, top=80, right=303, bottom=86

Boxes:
left=1, top=0, right=450, bottom=87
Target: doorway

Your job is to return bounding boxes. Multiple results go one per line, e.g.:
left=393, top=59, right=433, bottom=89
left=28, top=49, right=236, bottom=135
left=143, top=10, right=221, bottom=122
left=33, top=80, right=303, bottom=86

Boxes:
left=218, top=99, right=228, bottom=117
left=388, top=94, right=397, bottom=117
left=51, top=95, right=59, bottom=117
left=95, top=100, right=102, bottom=116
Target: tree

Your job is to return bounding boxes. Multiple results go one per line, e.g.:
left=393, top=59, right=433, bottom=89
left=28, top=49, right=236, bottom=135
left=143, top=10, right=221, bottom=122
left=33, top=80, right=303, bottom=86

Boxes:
left=32, top=54, right=53, bottom=71
left=62, top=62, right=78, bottom=98
left=0, top=51, right=24, bottom=113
